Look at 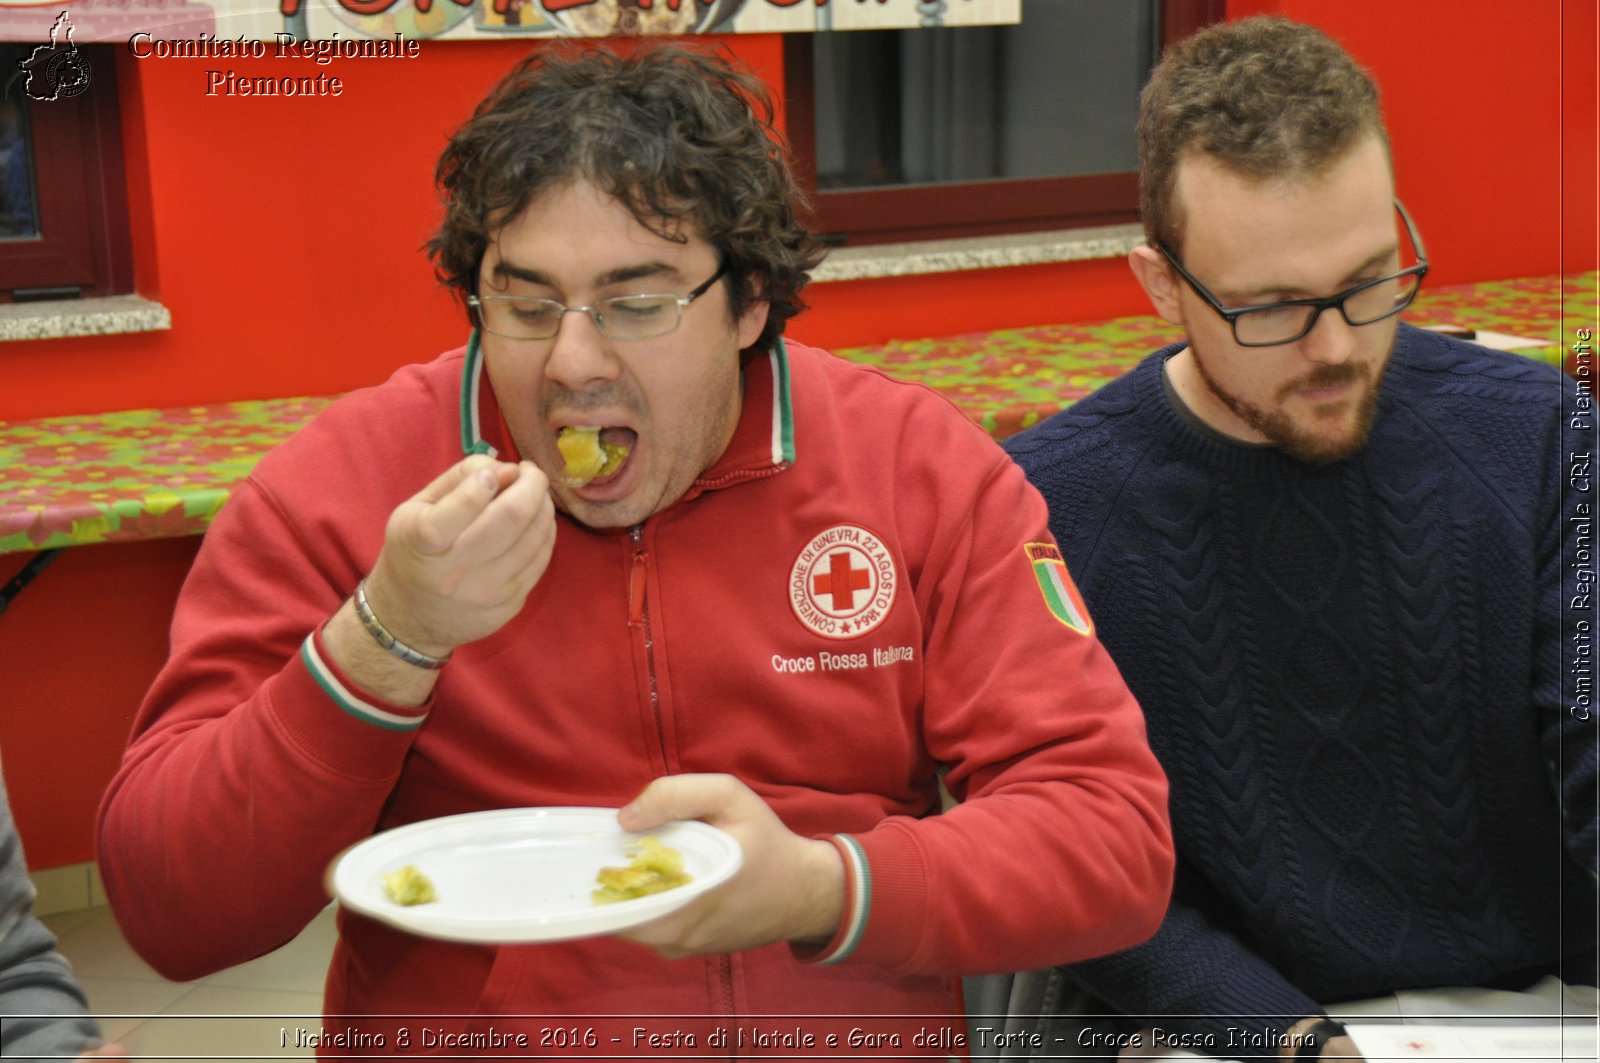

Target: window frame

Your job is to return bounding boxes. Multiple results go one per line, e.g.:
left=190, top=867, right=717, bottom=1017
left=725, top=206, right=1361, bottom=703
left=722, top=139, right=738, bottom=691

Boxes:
left=782, top=0, right=1225, bottom=246
left=0, top=45, right=133, bottom=302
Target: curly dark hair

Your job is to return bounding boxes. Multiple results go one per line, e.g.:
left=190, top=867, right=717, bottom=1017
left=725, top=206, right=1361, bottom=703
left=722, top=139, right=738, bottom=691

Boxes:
left=427, top=43, right=823, bottom=351
left=1138, top=16, right=1388, bottom=254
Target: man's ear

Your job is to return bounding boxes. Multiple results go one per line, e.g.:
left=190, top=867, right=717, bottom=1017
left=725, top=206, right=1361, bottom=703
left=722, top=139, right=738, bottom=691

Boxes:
left=1128, top=245, right=1183, bottom=326
left=736, top=277, right=770, bottom=350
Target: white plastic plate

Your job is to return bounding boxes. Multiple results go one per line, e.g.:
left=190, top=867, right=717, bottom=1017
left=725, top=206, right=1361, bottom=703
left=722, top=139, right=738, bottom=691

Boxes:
left=328, top=807, right=742, bottom=943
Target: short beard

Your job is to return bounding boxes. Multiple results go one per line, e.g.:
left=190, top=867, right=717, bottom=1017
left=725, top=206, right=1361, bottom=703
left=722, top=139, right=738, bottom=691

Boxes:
left=1191, top=355, right=1383, bottom=464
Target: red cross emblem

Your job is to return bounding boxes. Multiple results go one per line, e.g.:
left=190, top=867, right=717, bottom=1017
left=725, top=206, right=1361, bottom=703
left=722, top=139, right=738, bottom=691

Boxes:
left=812, top=551, right=871, bottom=610
left=789, top=524, right=898, bottom=640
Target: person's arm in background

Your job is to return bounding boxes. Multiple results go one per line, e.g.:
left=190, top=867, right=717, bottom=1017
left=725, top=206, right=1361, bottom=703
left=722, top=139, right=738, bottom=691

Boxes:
left=1065, top=864, right=1363, bottom=1060
left=0, top=752, right=116, bottom=1062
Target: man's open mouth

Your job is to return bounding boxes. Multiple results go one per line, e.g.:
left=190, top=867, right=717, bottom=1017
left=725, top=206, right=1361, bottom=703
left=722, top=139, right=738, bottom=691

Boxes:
left=556, top=425, right=638, bottom=487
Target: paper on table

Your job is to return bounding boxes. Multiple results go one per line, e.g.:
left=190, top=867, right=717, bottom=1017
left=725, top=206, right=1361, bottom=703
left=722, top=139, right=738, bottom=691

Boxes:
left=1088, top=1023, right=1596, bottom=1063
left=1347, top=1022, right=1597, bottom=1062
left=1419, top=324, right=1551, bottom=351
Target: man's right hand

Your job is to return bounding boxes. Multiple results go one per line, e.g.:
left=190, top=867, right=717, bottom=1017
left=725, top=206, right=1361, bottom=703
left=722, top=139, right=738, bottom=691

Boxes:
left=322, top=455, right=555, bottom=704
left=365, top=455, right=556, bottom=655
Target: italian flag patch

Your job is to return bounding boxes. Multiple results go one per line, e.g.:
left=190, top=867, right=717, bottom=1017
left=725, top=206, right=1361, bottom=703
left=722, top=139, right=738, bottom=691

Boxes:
left=1024, top=542, right=1093, bottom=636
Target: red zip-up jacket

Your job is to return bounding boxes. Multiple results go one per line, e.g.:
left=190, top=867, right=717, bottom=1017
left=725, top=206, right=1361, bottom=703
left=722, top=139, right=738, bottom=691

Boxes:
left=98, top=336, right=1172, bottom=1055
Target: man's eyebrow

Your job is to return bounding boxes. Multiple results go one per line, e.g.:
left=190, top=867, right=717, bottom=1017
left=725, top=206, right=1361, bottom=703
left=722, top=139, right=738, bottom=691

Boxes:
left=488, top=261, right=680, bottom=289
left=1224, top=243, right=1400, bottom=303
left=596, top=262, right=680, bottom=288
left=1339, top=243, right=1401, bottom=286
left=489, top=262, right=553, bottom=287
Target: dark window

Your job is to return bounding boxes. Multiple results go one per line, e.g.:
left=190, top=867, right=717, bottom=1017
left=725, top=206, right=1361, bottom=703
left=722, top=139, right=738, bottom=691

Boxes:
left=784, top=0, right=1224, bottom=246
left=0, top=44, right=133, bottom=302
left=0, top=86, right=39, bottom=239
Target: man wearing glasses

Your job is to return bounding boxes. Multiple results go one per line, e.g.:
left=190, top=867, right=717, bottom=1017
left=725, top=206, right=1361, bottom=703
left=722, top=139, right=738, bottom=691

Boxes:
left=98, top=45, right=1173, bottom=1051
left=1006, top=15, right=1596, bottom=1061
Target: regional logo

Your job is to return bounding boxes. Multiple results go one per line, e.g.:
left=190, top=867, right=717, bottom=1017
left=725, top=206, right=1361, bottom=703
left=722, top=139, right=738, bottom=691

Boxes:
left=15, top=13, right=90, bottom=103
left=1025, top=542, right=1093, bottom=636
left=789, top=524, right=898, bottom=640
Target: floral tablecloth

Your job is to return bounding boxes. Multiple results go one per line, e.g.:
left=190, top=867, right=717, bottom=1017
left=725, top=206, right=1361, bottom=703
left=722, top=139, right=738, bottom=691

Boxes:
left=0, top=398, right=334, bottom=554
left=1, top=272, right=1592, bottom=554
left=832, top=271, right=1594, bottom=438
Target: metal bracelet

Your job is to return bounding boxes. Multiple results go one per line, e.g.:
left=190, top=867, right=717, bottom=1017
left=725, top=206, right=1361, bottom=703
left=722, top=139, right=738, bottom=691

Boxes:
left=353, top=578, right=451, bottom=670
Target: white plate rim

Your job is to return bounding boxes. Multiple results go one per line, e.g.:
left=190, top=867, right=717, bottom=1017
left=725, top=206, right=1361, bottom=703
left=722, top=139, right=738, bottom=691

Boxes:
left=328, top=806, right=742, bottom=943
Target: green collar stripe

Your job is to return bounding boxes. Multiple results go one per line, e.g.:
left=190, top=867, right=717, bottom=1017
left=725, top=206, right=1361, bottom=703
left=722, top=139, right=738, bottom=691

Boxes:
left=770, top=337, right=796, bottom=465
left=458, top=330, right=496, bottom=458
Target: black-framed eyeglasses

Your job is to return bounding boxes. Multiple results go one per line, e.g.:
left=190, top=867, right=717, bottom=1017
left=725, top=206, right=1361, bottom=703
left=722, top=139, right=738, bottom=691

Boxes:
left=1157, top=200, right=1429, bottom=348
left=469, top=263, right=727, bottom=342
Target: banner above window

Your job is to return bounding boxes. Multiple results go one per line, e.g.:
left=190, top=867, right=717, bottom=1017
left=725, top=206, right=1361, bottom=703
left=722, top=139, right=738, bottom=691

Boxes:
left=0, top=0, right=1022, bottom=43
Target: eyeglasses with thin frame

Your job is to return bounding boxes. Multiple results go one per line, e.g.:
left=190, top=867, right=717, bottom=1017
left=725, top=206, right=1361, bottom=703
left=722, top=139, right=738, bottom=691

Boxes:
left=469, top=263, right=728, bottom=342
left=1157, top=201, right=1430, bottom=348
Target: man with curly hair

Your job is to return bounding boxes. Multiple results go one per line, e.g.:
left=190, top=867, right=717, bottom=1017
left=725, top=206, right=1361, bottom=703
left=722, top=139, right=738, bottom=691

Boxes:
left=1004, top=15, right=1597, bottom=1061
left=97, top=44, right=1173, bottom=1051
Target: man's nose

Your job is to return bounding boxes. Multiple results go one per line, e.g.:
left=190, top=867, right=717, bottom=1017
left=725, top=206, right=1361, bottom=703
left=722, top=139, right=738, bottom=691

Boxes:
left=1300, top=305, right=1361, bottom=366
left=543, top=309, right=621, bottom=387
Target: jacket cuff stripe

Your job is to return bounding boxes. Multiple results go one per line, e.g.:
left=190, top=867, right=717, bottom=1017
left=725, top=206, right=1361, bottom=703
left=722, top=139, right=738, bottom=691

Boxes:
left=300, top=634, right=427, bottom=732
left=817, top=834, right=870, bottom=964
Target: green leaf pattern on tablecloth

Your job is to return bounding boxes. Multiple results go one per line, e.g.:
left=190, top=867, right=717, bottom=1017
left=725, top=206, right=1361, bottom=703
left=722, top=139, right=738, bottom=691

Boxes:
left=0, top=274, right=1591, bottom=554
left=0, top=397, right=333, bottom=553
left=838, top=313, right=1186, bottom=438
left=832, top=273, right=1589, bottom=438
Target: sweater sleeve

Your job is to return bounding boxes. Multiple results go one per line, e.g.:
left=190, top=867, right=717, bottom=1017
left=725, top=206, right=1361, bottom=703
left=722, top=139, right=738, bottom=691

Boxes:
left=1003, top=392, right=1323, bottom=1052
left=1549, top=370, right=1598, bottom=876
left=824, top=452, right=1174, bottom=974
left=96, top=478, right=426, bottom=982
left=0, top=758, right=102, bottom=1063
left=1062, top=863, right=1324, bottom=1055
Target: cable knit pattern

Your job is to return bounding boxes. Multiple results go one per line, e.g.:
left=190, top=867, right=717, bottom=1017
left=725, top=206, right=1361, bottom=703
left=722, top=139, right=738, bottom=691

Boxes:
left=1006, top=324, right=1598, bottom=1054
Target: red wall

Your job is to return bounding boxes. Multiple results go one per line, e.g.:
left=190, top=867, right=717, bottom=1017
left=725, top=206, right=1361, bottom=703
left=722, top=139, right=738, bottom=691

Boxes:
left=2, top=2, right=1594, bottom=869
left=805, top=0, right=1597, bottom=348
left=1272, top=0, right=1592, bottom=295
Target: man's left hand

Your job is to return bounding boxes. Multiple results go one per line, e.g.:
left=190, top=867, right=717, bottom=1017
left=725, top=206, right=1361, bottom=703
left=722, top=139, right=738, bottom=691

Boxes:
left=615, top=774, right=844, bottom=958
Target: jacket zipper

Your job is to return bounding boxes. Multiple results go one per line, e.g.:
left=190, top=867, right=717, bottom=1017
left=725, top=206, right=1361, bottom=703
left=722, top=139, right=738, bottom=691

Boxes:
left=627, top=525, right=667, bottom=760
left=721, top=955, right=738, bottom=1059
left=628, top=524, right=737, bottom=1050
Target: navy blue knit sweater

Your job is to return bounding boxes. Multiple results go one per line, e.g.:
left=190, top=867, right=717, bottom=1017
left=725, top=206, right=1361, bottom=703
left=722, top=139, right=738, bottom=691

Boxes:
left=1006, top=324, right=1597, bottom=1050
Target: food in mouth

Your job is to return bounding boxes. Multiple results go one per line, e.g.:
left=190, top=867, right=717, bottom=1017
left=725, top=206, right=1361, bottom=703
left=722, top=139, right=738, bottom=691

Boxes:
left=381, top=864, right=438, bottom=906
left=558, top=425, right=630, bottom=486
left=592, top=835, right=691, bottom=904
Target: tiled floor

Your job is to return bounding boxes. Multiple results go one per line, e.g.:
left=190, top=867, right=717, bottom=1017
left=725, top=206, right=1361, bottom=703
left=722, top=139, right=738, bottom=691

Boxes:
left=42, top=903, right=335, bottom=1061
